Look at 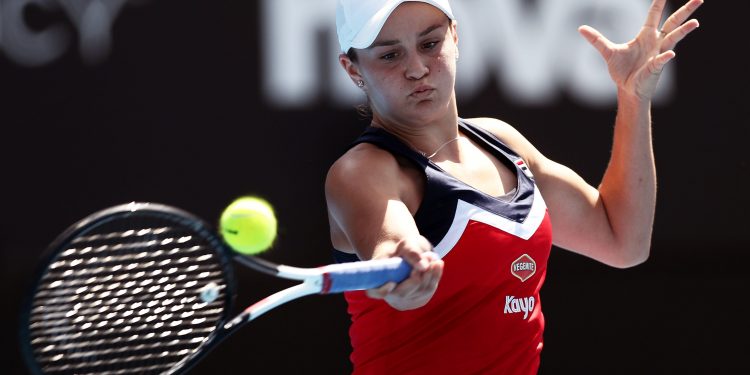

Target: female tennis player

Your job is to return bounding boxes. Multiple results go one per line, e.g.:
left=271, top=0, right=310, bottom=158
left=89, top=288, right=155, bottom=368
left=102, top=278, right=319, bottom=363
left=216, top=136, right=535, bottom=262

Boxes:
left=325, top=0, right=703, bottom=373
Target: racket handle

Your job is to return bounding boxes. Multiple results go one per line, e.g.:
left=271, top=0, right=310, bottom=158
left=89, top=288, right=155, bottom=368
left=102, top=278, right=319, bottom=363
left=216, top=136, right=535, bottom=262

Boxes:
left=320, top=257, right=412, bottom=293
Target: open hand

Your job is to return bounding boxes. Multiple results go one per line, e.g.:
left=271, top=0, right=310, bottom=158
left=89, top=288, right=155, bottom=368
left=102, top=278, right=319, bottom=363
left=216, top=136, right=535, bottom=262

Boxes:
left=578, top=0, right=703, bottom=101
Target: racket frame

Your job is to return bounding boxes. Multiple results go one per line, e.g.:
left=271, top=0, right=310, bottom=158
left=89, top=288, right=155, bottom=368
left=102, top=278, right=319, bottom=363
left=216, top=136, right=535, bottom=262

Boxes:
left=18, top=202, right=239, bottom=375
left=18, top=201, right=412, bottom=375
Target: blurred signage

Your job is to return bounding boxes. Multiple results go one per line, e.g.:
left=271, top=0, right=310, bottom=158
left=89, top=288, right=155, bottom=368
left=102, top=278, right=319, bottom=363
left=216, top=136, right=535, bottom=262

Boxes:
left=0, top=0, right=673, bottom=107
left=261, top=0, right=673, bottom=108
left=0, top=0, right=146, bottom=65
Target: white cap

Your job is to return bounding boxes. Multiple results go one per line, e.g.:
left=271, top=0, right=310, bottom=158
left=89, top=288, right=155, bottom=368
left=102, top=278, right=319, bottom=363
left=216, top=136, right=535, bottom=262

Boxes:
left=336, top=0, right=455, bottom=54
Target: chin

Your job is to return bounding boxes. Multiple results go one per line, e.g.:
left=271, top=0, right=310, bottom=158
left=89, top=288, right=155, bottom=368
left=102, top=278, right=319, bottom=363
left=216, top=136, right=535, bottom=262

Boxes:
left=410, top=99, right=451, bottom=119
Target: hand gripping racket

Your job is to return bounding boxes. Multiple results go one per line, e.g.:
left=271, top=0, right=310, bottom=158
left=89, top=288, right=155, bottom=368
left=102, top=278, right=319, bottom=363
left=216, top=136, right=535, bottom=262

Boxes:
left=19, top=202, right=411, bottom=375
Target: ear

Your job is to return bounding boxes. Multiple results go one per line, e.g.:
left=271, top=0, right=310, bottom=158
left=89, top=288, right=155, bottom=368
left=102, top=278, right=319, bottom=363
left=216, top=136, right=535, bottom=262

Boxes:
left=339, top=53, right=364, bottom=87
left=451, top=20, right=459, bottom=49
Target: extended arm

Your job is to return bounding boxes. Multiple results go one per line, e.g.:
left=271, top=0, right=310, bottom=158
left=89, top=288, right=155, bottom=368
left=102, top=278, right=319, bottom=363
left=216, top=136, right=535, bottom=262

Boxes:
left=325, top=145, right=443, bottom=309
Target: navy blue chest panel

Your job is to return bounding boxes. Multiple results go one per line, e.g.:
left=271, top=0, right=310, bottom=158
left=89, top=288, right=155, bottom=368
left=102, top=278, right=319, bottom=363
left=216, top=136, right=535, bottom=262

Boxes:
left=333, top=119, right=545, bottom=262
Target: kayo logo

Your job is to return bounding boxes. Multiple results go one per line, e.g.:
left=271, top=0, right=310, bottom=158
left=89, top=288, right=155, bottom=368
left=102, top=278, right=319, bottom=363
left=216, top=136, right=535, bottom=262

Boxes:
left=504, top=296, right=536, bottom=320
left=511, top=254, right=536, bottom=282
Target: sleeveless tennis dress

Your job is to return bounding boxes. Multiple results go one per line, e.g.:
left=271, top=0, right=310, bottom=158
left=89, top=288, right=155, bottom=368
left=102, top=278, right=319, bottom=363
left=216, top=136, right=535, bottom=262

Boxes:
left=333, top=120, right=553, bottom=375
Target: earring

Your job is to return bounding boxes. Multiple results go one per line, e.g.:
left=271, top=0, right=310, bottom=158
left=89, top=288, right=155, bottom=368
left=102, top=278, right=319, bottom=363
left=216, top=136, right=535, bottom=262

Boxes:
left=357, top=80, right=365, bottom=88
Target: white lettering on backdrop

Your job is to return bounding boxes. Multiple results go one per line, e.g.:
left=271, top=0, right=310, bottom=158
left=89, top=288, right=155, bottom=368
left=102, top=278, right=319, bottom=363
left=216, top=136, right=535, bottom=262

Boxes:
left=261, top=0, right=673, bottom=108
left=0, top=0, right=673, bottom=107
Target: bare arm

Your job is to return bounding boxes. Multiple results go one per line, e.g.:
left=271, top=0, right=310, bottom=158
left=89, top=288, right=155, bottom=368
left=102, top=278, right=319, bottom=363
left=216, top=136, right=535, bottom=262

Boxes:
left=574, top=0, right=702, bottom=265
left=325, top=144, right=443, bottom=310
left=470, top=0, right=703, bottom=268
left=470, top=118, right=643, bottom=268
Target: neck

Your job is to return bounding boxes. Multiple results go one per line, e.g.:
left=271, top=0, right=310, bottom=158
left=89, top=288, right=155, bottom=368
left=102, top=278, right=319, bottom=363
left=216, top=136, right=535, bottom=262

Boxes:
left=370, top=113, right=460, bottom=158
left=372, top=116, right=459, bottom=159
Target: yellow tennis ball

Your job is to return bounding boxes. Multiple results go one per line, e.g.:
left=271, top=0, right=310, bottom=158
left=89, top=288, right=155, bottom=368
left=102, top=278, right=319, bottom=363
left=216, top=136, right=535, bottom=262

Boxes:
left=219, top=196, right=277, bottom=255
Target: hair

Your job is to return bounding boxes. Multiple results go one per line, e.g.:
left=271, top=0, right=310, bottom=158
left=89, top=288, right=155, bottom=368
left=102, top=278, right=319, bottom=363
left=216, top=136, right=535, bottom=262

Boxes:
left=346, top=49, right=359, bottom=63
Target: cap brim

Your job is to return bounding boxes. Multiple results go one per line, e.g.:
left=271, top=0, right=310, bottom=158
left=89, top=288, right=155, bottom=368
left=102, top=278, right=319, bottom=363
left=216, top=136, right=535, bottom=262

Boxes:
left=348, top=0, right=403, bottom=51
left=346, top=0, right=455, bottom=52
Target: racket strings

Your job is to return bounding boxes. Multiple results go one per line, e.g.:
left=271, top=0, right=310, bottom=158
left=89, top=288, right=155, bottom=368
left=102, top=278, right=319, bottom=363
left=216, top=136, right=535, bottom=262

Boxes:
left=27, top=220, right=231, bottom=374
left=70, top=227, right=175, bottom=244
left=34, top=259, right=222, bottom=303
left=30, top=295, right=222, bottom=323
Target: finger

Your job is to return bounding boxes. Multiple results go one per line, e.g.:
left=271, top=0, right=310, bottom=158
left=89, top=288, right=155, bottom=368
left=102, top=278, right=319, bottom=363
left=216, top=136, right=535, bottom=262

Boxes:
left=660, top=0, right=703, bottom=34
left=396, top=246, right=426, bottom=271
left=395, top=236, right=432, bottom=270
left=422, top=249, right=440, bottom=261
left=415, top=235, right=433, bottom=251
left=632, top=51, right=674, bottom=91
left=661, top=19, right=700, bottom=51
left=390, top=271, right=425, bottom=297
left=578, top=25, right=614, bottom=61
left=421, top=260, right=443, bottom=291
left=644, top=0, right=668, bottom=29
left=643, top=50, right=676, bottom=78
left=366, top=282, right=396, bottom=299
left=418, top=263, right=435, bottom=290
left=654, top=50, right=676, bottom=72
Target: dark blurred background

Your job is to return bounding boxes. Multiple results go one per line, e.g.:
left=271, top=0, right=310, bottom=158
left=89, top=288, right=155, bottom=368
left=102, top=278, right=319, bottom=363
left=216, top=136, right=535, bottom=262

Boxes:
left=1, top=0, right=747, bottom=373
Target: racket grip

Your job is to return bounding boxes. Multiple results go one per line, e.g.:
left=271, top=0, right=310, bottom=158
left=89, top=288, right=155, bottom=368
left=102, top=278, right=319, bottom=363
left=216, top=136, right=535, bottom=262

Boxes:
left=321, top=258, right=412, bottom=294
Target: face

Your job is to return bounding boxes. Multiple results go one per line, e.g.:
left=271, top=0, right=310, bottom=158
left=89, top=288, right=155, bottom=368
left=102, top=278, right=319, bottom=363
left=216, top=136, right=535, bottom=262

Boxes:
left=340, top=2, right=459, bottom=127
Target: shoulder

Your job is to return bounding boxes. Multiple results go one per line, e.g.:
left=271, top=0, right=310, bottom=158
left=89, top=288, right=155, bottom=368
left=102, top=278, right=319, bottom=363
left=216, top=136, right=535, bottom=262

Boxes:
left=463, top=117, right=546, bottom=166
left=464, top=117, right=524, bottom=145
left=326, top=140, right=425, bottom=215
left=325, top=143, right=403, bottom=198
left=327, top=143, right=400, bottom=183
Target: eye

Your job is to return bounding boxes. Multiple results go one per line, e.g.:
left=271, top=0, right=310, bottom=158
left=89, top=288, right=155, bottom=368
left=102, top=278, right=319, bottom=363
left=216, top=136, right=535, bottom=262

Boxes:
left=422, top=41, right=439, bottom=50
left=380, top=52, right=398, bottom=61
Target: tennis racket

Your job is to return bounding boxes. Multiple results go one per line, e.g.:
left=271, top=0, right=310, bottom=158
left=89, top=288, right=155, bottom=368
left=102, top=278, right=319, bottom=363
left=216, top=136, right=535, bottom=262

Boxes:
left=19, top=202, right=411, bottom=375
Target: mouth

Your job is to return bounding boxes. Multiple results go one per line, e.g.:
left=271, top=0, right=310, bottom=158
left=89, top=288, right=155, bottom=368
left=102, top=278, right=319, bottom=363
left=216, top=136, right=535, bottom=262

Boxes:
left=410, top=85, right=435, bottom=98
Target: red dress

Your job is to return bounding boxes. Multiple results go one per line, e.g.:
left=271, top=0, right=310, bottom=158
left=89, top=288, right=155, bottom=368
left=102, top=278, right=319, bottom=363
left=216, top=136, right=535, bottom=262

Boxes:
left=336, top=120, right=553, bottom=374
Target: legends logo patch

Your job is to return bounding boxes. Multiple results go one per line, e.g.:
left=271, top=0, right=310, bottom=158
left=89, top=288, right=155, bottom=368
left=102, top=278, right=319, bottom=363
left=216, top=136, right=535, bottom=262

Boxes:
left=511, top=254, right=536, bottom=282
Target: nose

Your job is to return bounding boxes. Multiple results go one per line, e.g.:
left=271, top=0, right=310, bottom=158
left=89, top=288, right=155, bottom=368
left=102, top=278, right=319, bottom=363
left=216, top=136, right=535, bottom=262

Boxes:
left=404, top=52, right=429, bottom=80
